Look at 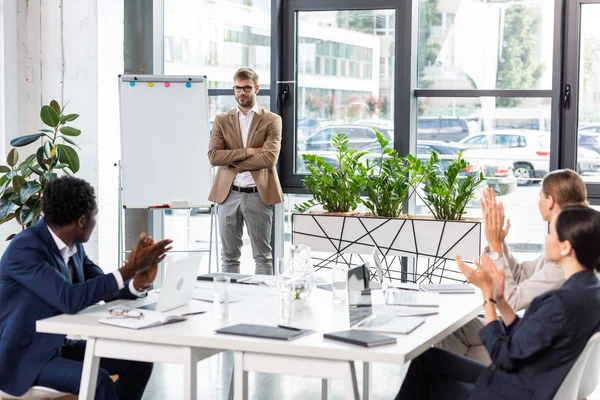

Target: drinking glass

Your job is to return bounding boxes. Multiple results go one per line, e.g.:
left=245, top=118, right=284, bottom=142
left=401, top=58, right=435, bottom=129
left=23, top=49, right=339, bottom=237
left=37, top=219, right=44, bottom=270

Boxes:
left=213, top=275, right=230, bottom=319
left=276, top=258, right=294, bottom=324
left=332, top=264, right=348, bottom=303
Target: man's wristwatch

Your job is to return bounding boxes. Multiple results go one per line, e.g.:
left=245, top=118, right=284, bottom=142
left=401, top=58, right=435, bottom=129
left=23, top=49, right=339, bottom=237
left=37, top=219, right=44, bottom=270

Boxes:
left=487, top=251, right=502, bottom=261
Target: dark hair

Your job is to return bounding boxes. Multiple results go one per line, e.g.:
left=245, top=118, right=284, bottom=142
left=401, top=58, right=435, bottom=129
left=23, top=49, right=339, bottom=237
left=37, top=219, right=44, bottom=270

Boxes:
left=542, top=169, right=587, bottom=208
left=233, top=67, right=259, bottom=86
left=42, top=177, right=97, bottom=227
left=556, top=205, right=600, bottom=272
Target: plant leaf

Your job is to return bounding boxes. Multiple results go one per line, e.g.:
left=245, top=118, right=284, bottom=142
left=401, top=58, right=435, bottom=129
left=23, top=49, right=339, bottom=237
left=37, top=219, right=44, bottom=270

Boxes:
left=5, top=234, right=16, bottom=241
left=49, top=100, right=61, bottom=114
left=0, top=197, right=14, bottom=219
left=20, top=198, right=41, bottom=225
left=36, top=147, right=48, bottom=171
left=59, top=126, right=81, bottom=137
left=43, top=172, right=57, bottom=181
left=10, top=133, right=43, bottom=147
left=60, top=114, right=79, bottom=124
left=28, top=166, right=44, bottom=176
left=57, top=144, right=80, bottom=173
left=40, top=105, right=60, bottom=127
left=7, top=149, right=18, bottom=167
left=12, top=175, right=26, bottom=193
left=60, top=136, right=80, bottom=148
left=0, top=166, right=10, bottom=173
left=20, top=182, right=42, bottom=204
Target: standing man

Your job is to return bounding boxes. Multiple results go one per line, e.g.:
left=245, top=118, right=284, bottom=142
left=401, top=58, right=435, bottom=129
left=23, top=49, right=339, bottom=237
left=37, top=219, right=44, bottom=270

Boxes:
left=208, top=67, right=283, bottom=275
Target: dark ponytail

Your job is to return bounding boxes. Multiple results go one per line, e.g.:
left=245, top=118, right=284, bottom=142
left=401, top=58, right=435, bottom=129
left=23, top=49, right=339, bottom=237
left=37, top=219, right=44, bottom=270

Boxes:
left=556, top=205, right=600, bottom=272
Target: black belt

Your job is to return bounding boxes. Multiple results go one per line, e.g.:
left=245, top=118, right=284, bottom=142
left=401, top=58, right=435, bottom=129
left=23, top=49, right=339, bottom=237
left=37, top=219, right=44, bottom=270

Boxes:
left=231, top=185, right=258, bottom=193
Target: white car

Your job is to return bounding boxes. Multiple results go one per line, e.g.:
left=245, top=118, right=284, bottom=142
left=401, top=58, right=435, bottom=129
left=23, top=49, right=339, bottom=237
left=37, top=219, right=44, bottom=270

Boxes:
left=457, top=130, right=599, bottom=185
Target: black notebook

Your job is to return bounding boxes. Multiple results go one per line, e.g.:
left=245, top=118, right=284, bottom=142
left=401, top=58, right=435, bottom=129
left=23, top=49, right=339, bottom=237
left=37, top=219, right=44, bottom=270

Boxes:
left=197, top=273, right=252, bottom=283
left=215, top=324, right=315, bottom=341
left=324, top=330, right=397, bottom=348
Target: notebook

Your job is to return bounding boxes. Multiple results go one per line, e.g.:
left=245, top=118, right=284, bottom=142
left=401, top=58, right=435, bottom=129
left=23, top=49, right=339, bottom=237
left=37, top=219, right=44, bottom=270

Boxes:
left=99, top=309, right=188, bottom=330
left=420, top=284, right=475, bottom=294
left=215, top=324, right=315, bottom=341
left=324, top=330, right=397, bottom=348
left=385, top=289, right=440, bottom=307
left=197, top=273, right=252, bottom=283
left=353, top=315, right=425, bottom=334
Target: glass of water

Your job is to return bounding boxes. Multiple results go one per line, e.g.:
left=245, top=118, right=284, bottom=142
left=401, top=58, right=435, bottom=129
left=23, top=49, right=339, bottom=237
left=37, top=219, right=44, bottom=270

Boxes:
left=276, top=258, right=294, bottom=324
left=332, top=264, right=348, bottom=303
left=213, top=275, right=230, bottom=319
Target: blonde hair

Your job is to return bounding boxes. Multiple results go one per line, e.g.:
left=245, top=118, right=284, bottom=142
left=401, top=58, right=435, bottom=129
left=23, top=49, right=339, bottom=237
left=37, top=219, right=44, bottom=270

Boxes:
left=233, top=67, right=259, bottom=86
left=542, top=169, right=587, bottom=207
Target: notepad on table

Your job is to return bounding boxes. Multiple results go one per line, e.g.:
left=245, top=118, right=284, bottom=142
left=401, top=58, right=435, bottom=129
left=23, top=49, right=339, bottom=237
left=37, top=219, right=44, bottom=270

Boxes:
left=99, top=310, right=187, bottom=330
left=324, top=330, right=397, bottom=348
left=215, top=323, right=315, bottom=341
left=420, top=284, right=475, bottom=294
left=353, top=315, right=425, bottom=334
left=385, top=289, right=440, bottom=307
left=197, top=273, right=252, bottom=283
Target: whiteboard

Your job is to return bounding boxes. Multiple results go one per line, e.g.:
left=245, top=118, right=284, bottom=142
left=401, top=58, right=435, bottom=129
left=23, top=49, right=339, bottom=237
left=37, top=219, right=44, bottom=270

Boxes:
left=118, top=75, right=212, bottom=208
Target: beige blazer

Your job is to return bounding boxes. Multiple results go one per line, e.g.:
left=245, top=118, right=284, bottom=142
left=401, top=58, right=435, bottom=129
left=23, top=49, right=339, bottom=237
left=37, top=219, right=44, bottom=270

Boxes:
left=207, top=107, right=284, bottom=205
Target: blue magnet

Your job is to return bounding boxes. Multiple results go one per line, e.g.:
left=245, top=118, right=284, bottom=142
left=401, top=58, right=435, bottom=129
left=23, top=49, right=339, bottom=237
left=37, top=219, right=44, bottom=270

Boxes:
left=186, top=82, right=192, bottom=88
left=129, top=81, right=135, bottom=87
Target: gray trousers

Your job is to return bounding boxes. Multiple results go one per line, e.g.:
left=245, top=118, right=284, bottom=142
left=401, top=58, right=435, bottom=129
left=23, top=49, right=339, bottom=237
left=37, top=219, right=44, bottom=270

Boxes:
left=434, top=317, right=492, bottom=365
left=217, top=190, right=273, bottom=275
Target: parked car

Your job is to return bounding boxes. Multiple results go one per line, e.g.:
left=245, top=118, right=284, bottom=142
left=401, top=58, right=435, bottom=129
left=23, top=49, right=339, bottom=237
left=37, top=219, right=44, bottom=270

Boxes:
left=458, top=130, right=550, bottom=186
left=579, top=131, right=600, bottom=153
left=579, top=124, right=600, bottom=134
left=304, top=124, right=394, bottom=152
left=417, top=117, right=471, bottom=143
left=458, top=130, right=600, bottom=185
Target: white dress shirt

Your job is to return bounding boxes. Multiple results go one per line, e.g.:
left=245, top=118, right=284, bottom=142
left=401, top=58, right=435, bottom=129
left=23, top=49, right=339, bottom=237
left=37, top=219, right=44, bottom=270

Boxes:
left=47, top=225, right=145, bottom=297
left=233, top=103, right=260, bottom=188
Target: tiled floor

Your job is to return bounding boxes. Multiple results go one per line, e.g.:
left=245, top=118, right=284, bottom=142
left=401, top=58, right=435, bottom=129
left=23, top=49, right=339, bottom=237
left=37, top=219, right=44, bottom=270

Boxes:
left=142, top=351, right=600, bottom=399
left=142, top=351, right=407, bottom=399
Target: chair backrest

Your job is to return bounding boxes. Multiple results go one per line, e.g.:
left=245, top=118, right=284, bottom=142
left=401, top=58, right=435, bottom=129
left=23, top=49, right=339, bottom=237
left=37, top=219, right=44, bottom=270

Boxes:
left=0, top=386, right=69, bottom=399
left=553, top=331, right=600, bottom=400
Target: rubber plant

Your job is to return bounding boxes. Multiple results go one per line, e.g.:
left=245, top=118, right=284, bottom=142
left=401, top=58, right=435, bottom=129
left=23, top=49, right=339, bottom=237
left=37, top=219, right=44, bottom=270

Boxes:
left=295, top=133, right=368, bottom=213
left=406, top=151, right=484, bottom=220
left=0, top=100, right=81, bottom=239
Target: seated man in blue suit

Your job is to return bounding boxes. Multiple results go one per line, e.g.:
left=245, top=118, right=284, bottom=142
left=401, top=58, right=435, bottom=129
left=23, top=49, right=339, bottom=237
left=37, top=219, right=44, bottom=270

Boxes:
left=0, top=177, right=172, bottom=400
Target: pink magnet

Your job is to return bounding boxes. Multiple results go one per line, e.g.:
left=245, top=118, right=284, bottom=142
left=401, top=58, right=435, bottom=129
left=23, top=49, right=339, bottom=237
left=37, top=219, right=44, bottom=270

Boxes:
left=165, top=82, right=171, bottom=87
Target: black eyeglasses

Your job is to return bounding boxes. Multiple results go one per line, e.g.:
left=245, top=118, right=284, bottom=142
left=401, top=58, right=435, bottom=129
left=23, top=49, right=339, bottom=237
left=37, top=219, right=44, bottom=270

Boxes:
left=233, top=85, right=255, bottom=93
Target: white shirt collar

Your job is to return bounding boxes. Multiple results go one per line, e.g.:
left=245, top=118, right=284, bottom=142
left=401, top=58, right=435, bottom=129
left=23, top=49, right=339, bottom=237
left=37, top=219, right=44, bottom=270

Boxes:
left=47, top=224, right=78, bottom=260
left=237, top=103, right=260, bottom=117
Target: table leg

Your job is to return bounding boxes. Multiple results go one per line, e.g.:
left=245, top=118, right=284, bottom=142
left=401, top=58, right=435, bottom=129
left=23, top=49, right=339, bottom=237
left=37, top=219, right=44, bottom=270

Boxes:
left=234, top=351, right=248, bottom=400
left=363, top=361, right=372, bottom=400
left=79, top=337, right=100, bottom=400
left=183, top=347, right=198, bottom=400
left=321, top=379, right=331, bottom=400
left=344, top=361, right=360, bottom=400
left=228, top=364, right=234, bottom=400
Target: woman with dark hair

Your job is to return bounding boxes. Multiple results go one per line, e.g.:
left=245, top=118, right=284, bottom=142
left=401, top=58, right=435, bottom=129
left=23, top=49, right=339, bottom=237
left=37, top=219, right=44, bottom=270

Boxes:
left=396, top=205, right=600, bottom=400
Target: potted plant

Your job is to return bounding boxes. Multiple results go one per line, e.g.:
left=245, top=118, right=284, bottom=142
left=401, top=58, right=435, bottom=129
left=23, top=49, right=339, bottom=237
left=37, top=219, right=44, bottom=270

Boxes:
left=292, top=134, right=485, bottom=278
left=0, top=100, right=81, bottom=239
left=294, top=288, right=304, bottom=311
left=295, top=133, right=367, bottom=214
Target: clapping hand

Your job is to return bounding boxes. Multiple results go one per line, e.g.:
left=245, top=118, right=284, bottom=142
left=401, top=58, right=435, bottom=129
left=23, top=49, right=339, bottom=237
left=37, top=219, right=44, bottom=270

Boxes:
left=129, top=235, right=161, bottom=291
left=481, top=188, right=510, bottom=253
left=120, top=233, right=172, bottom=282
left=456, top=254, right=505, bottom=301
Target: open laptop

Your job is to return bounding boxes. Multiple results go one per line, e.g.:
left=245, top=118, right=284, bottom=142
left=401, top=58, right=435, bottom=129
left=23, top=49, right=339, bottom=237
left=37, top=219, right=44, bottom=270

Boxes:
left=137, top=255, right=203, bottom=313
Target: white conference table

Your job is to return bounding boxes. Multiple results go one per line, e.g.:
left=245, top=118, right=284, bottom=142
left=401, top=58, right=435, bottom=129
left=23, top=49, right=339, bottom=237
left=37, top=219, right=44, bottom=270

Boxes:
left=36, top=282, right=483, bottom=400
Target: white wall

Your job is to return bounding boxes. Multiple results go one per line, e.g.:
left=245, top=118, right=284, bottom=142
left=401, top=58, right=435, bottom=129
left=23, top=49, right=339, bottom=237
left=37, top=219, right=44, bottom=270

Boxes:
left=0, top=0, right=123, bottom=269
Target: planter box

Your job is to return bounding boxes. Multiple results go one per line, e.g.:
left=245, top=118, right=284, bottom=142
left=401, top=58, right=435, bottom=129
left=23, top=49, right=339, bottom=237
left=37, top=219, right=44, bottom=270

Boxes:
left=292, top=213, right=482, bottom=262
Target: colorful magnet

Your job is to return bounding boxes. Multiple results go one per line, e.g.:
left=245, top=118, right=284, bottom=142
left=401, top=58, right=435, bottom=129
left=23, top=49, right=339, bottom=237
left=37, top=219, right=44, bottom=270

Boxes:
left=186, top=82, right=192, bottom=88
left=148, top=82, right=154, bottom=87
left=165, top=82, right=171, bottom=87
left=129, top=81, right=135, bottom=87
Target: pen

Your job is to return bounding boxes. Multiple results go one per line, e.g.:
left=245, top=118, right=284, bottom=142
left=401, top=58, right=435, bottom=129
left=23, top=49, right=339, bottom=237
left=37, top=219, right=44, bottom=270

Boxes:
left=182, top=311, right=205, bottom=317
left=277, top=324, right=302, bottom=331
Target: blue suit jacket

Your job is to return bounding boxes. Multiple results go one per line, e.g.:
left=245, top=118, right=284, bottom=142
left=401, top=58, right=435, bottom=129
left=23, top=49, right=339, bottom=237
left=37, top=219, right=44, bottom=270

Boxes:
left=0, top=219, right=136, bottom=396
left=471, top=269, right=600, bottom=400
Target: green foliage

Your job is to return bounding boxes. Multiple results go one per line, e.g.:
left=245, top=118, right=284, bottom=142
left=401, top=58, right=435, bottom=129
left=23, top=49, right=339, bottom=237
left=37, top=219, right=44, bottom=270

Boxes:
left=496, top=5, right=544, bottom=107
left=295, top=133, right=367, bottom=213
left=406, top=151, right=485, bottom=220
left=361, top=131, right=412, bottom=218
left=0, top=100, right=81, bottom=237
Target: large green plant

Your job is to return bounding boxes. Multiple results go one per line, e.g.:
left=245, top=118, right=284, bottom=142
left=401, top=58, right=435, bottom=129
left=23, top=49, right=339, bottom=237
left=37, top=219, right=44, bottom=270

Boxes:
left=361, top=131, right=412, bottom=218
left=0, top=100, right=81, bottom=238
left=407, top=151, right=484, bottom=220
left=295, top=133, right=367, bottom=213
